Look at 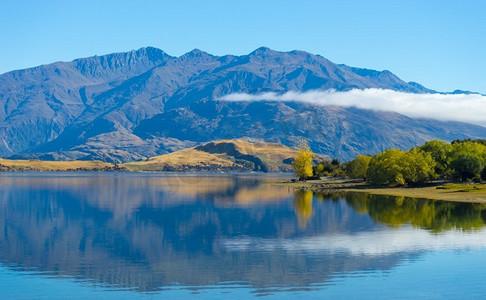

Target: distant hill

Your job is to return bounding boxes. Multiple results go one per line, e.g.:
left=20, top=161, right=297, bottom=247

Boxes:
left=0, top=140, right=319, bottom=172
left=0, top=158, right=118, bottom=172
left=123, top=139, right=326, bottom=172
left=1, top=46, right=485, bottom=162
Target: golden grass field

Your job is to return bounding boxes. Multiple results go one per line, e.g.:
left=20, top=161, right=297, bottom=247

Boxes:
left=0, top=158, right=115, bottom=171
left=0, top=139, right=313, bottom=173
left=122, top=148, right=236, bottom=171
left=122, top=139, right=313, bottom=172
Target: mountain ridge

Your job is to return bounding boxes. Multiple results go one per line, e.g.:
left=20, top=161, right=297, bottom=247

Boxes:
left=1, top=46, right=485, bottom=162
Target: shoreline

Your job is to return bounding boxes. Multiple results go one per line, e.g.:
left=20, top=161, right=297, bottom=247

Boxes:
left=271, top=177, right=486, bottom=204
left=3, top=169, right=486, bottom=203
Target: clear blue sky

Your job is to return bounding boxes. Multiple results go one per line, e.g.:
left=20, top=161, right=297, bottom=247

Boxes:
left=1, top=0, right=485, bottom=93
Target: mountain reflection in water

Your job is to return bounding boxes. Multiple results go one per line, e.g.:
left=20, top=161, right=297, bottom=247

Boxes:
left=0, top=173, right=486, bottom=294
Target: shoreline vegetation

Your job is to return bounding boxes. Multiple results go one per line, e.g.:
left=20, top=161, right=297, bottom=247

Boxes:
left=274, top=177, right=486, bottom=203
left=287, top=138, right=486, bottom=204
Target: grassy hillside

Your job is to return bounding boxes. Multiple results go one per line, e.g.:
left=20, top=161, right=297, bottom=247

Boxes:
left=0, top=140, right=324, bottom=173
left=123, top=139, right=326, bottom=172
left=0, top=158, right=120, bottom=172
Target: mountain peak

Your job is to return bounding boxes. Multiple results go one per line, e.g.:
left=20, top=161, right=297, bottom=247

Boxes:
left=249, top=46, right=279, bottom=56
left=137, top=46, right=171, bottom=60
left=70, top=47, right=170, bottom=79
left=450, top=89, right=483, bottom=95
left=182, top=48, right=212, bottom=58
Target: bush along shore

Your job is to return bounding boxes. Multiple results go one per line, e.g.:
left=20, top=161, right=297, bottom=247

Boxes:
left=289, top=139, right=486, bottom=203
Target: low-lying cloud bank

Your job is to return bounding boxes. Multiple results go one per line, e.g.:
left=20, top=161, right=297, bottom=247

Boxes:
left=219, top=89, right=486, bottom=126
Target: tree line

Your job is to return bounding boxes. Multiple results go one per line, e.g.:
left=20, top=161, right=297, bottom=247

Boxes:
left=293, top=139, right=486, bottom=186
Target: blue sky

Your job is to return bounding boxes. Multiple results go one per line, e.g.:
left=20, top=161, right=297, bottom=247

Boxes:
left=1, top=0, right=485, bottom=93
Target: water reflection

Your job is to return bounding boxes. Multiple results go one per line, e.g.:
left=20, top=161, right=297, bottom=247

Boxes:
left=293, top=190, right=313, bottom=228
left=0, top=173, right=485, bottom=294
left=341, top=192, right=486, bottom=232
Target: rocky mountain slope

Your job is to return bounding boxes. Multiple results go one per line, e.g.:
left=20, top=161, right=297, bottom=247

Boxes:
left=1, top=47, right=485, bottom=162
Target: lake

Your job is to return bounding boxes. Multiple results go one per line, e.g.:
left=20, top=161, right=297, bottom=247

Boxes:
left=1, top=173, right=486, bottom=299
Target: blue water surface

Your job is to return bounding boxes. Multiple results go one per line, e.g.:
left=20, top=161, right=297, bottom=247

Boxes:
left=0, top=173, right=485, bottom=299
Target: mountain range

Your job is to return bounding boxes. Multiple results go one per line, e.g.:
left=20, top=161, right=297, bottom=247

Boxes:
left=1, top=46, right=485, bottom=162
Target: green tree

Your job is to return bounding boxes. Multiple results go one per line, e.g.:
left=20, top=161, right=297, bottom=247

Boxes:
left=450, top=155, right=484, bottom=181
left=481, top=167, right=486, bottom=181
left=401, top=148, right=436, bottom=185
left=357, top=139, right=486, bottom=186
left=346, top=155, right=372, bottom=179
left=367, top=149, right=407, bottom=186
left=419, top=139, right=452, bottom=176
left=314, top=160, right=336, bottom=176
left=313, top=163, right=325, bottom=177
left=331, top=158, right=340, bottom=166
left=293, top=140, right=314, bottom=180
left=450, top=141, right=486, bottom=163
left=450, top=141, right=486, bottom=181
left=366, top=148, right=435, bottom=186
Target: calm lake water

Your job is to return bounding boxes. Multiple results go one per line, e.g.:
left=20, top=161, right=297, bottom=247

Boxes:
left=1, top=173, right=486, bottom=299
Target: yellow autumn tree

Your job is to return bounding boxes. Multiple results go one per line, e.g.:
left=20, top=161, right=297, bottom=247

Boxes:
left=293, top=139, right=314, bottom=180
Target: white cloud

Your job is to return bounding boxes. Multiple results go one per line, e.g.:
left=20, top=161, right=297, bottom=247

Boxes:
left=221, top=227, right=486, bottom=256
left=218, top=89, right=486, bottom=126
